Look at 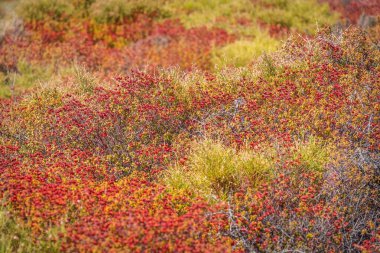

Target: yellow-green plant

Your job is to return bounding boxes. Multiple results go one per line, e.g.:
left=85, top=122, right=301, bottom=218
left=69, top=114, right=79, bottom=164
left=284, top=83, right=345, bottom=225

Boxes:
left=159, top=67, right=208, bottom=104
left=15, top=61, right=53, bottom=88
left=72, top=64, right=97, bottom=94
left=293, top=136, right=331, bottom=173
left=90, top=0, right=168, bottom=23
left=0, top=61, right=54, bottom=98
left=163, top=139, right=274, bottom=200
left=253, top=0, right=339, bottom=34
left=0, top=205, right=62, bottom=253
left=0, top=72, right=12, bottom=98
left=211, top=33, right=280, bottom=68
left=17, top=0, right=74, bottom=21
left=164, top=0, right=339, bottom=36
left=163, top=0, right=253, bottom=29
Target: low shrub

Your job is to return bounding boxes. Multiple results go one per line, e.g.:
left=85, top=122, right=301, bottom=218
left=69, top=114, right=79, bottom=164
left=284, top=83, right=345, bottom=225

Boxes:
left=216, top=148, right=379, bottom=252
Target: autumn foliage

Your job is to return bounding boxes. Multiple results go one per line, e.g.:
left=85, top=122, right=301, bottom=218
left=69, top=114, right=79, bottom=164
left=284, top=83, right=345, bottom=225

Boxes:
left=0, top=0, right=379, bottom=252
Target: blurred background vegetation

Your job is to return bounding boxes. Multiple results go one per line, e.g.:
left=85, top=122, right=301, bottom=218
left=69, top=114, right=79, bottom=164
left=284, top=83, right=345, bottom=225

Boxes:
left=0, top=0, right=377, bottom=97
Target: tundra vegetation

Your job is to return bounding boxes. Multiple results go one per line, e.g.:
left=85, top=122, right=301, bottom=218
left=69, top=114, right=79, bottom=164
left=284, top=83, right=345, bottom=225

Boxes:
left=0, top=0, right=379, bottom=252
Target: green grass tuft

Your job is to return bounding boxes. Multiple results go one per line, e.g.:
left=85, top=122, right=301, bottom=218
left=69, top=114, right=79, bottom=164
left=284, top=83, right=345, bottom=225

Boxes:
left=294, top=136, right=331, bottom=173
left=0, top=205, right=62, bottom=253
left=163, top=139, right=274, bottom=200
left=17, top=0, right=74, bottom=21
left=254, top=0, right=339, bottom=34
left=211, top=32, right=280, bottom=68
left=90, top=0, right=169, bottom=23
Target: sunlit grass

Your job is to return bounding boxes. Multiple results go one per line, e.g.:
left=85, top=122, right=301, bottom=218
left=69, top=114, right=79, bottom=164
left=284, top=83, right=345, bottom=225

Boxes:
left=0, top=204, right=62, bottom=253
left=211, top=31, right=280, bottom=68
left=163, top=139, right=274, bottom=200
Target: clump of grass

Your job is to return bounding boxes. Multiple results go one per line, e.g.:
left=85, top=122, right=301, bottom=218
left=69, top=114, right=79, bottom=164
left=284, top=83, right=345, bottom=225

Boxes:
left=163, top=137, right=331, bottom=200
left=211, top=32, right=280, bottom=68
left=0, top=72, right=13, bottom=98
left=254, top=0, right=339, bottom=34
left=72, top=64, right=97, bottom=94
left=159, top=67, right=207, bottom=104
left=163, top=139, right=274, bottom=200
left=164, top=0, right=253, bottom=29
left=0, top=60, right=54, bottom=98
left=17, top=0, right=74, bottom=21
left=0, top=61, right=103, bottom=98
left=90, top=0, right=168, bottom=23
left=258, top=53, right=278, bottom=78
left=164, top=0, right=339, bottom=37
left=15, top=61, right=53, bottom=89
left=0, top=205, right=62, bottom=253
left=294, top=136, right=331, bottom=174
left=212, top=66, right=259, bottom=93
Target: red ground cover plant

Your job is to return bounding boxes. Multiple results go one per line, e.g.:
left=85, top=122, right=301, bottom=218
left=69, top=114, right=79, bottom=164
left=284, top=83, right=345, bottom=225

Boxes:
left=212, top=150, right=379, bottom=252
left=125, top=20, right=234, bottom=70
left=323, top=0, right=380, bottom=24
left=0, top=26, right=379, bottom=252
left=0, top=146, right=236, bottom=252
left=194, top=27, right=379, bottom=151
left=0, top=15, right=234, bottom=73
